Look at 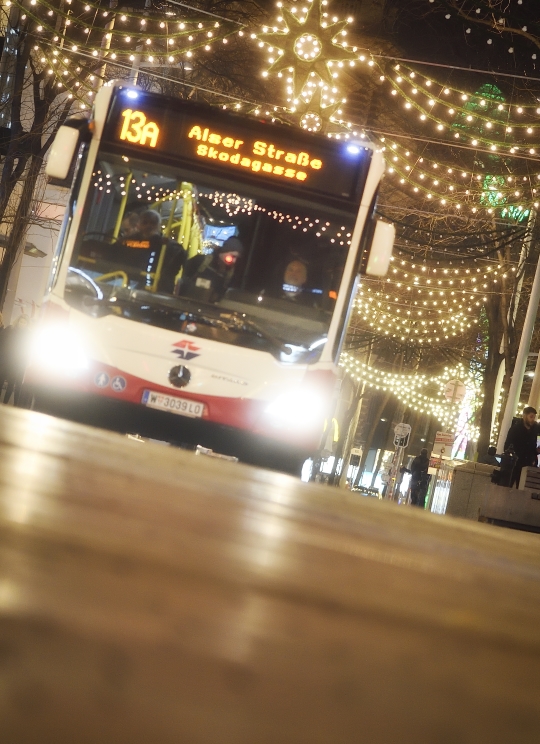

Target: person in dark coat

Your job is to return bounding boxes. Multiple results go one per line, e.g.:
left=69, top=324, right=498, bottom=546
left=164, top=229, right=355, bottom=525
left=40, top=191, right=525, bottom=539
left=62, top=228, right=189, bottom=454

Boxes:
left=120, top=209, right=186, bottom=294
left=503, top=406, right=539, bottom=488
left=410, top=448, right=430, bottom=508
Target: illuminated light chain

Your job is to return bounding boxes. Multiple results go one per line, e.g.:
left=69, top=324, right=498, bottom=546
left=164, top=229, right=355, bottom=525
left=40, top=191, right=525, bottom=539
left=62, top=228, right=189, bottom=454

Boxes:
left=326, top=118, right=540, bottom=214
left=90, top=176, right=353, bottom=243
left=352, top=246, right=522, bottom=338
left=199, top=191, right=353, bottom=243
left=387, top=255, right=520, bottom=290
left=17, top=0, right=239, bottom=56
left=388, top=62, right=540, bottom=118
left=255, top=0, right=356, bottom=129
left=314, top=56, right=540, bottom=214
left=353, top=293, right=478, bottom=342
left=10, top=0, right=245, bottom=111
left=92, top=170, right=179, bottom=202
left=382, top=81, right=540, bottom=151
left=326, top=113, right=540, bottom=214
left=354, top=265, right=490, bottom=342
left=339, top=352, right=482, bottom=432
left=203, top=191, right=256, bottom=216
left=379, top=141, right=540, bottom=214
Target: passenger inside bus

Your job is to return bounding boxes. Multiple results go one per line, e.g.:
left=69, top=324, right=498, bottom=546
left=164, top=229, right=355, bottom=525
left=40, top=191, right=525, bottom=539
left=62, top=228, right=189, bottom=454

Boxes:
left=119, top=210, right=186, bottom=294
left=177, top=236, right=244, bottom=303
left=119, top=211, right=140, bottom=239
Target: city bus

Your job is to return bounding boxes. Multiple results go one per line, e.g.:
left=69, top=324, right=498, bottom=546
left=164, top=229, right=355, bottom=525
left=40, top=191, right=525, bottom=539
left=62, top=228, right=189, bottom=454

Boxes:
left=25, top=81, right=394, bottom=473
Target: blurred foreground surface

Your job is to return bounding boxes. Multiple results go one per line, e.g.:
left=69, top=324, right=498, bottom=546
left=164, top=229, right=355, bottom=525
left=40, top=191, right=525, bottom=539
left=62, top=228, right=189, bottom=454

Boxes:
left=1, top=405, right=540, bottom=743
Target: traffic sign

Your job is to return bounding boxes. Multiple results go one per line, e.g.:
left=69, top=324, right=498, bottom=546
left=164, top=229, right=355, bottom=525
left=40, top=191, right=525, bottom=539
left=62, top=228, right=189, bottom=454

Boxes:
left=444, top=379, right=466, bottom=404
left=393, top=423, right=411, bottom=448
left=394, top=423, right=412, bottom=437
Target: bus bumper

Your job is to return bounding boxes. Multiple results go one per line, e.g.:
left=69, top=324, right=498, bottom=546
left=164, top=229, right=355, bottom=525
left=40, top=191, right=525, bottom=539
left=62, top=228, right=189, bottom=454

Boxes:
left=29, top=386, right=313, bottom=474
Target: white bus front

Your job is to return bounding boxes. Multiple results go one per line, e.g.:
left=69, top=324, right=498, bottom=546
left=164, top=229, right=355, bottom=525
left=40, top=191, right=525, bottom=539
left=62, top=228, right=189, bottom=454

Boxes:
left=27, top=83, right=391, bottom=473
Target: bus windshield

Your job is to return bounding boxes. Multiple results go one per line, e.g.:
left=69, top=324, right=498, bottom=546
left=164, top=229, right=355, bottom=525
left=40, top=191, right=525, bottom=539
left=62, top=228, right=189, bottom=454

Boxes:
left=66, top=152, right=354, bottom=363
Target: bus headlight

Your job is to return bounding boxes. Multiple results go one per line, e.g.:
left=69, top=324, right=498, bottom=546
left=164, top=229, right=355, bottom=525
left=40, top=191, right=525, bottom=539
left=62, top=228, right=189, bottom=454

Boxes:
left=265, top=388, right=326, bottom=430
left=31, top=325, right=89, bottom=375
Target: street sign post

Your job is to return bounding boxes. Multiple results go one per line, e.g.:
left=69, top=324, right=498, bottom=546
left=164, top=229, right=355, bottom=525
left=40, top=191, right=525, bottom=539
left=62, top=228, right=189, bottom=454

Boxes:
left=432, top=431, right=455, bottom=459
left=393, top=422, right=411, bottom=449
left=387, top=423, right=412, bottom=500
left=444, top=379, right=467, bottom=404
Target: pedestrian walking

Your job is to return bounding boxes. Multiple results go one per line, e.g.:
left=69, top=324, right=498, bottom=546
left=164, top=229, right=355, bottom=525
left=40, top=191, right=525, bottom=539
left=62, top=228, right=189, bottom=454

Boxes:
left=410, top=448, right=430, bottom=508
left=503, top=406, right=539, bottom=488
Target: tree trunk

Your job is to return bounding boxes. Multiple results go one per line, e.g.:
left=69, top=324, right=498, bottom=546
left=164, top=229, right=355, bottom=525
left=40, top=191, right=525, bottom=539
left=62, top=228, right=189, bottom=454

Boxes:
left=476, top=357, right=502, bottom=457
left=476, top=293, right=505, bottom=456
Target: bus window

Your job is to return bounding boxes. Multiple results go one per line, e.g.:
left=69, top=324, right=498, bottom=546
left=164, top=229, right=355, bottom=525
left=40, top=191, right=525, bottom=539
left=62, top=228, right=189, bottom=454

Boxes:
left=68, top=153, right=352, bottom=362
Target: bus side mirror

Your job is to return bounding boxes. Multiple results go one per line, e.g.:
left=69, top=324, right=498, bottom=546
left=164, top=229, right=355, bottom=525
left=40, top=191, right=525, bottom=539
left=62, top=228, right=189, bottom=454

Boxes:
left=46, top=126, right=81, bottom=180
left=46, top=119, right=92, bottom=183
left=365, top=219, right=395, bottom=277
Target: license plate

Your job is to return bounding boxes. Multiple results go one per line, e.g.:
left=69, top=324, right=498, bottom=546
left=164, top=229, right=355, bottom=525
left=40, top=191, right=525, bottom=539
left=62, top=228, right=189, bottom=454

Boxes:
left=142, top=390, right=205, bottom=418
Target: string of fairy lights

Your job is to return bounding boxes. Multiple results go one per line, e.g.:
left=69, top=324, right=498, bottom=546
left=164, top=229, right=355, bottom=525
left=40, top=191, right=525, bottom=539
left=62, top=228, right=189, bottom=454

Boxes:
left=90, top=173, right=355, bottom=244
left=387, top=255, right=520, bottom=289
left=351, top=228, right=535, bottom=344
left=381, top=65, right=540, bottom=140
left=353, top=285, right=479, bottom=343
left=339, top=352, right=481, bottom=437
left=9, top=0, right=540, bottom=219
left=251, top=1, right=540, bottom=220
left=5, top=0, right=243, bottom=110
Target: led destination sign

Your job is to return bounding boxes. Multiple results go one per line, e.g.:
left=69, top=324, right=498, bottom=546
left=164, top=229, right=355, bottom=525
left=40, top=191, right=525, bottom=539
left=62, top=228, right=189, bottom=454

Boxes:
left=187, top=124, right=323, bottom=183
left=107, top=92, right=368, bottom=201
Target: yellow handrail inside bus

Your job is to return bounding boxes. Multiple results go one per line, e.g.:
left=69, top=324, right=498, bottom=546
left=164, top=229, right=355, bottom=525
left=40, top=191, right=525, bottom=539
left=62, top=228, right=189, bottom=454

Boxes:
left=163, top=185, right=179, bottom=239
left=149, top=182, right=182, bottom=292
left=95, top=271, right=129, bottom=288
left=151, top=182, right=203, bottom=259
left=112, top=172, right=133, bottom=239
left=177, top=182, right=193, bottom=253
left=150, top=245, right=167, bottom=293
left=149, top=182, right=205, bottom=291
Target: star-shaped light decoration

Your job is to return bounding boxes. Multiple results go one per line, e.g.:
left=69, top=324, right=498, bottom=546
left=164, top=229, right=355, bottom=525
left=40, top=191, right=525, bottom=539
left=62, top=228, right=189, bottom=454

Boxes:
left=258, top=0, right=357, bottom=108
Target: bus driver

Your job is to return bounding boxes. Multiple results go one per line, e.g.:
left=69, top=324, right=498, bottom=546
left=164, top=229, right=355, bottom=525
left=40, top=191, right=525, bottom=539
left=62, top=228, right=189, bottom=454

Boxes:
left=121, top=210, right=186, bottom=294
